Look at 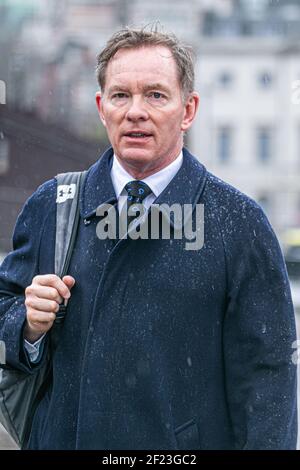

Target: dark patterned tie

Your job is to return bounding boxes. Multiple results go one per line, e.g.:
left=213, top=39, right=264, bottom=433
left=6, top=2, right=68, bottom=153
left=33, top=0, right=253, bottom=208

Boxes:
left=124, top=180, right=152, bottom=231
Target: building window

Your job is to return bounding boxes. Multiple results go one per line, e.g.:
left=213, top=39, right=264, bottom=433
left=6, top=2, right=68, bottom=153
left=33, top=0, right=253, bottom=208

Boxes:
left=217, top=127, right=232, bottom=164
left=258, top=71, right=273, bottom=89
left=257, top=127, right=272, bottom=163
left=0, top=134, right=10, bottom=174
left=217, top=71, right=233, bottom=88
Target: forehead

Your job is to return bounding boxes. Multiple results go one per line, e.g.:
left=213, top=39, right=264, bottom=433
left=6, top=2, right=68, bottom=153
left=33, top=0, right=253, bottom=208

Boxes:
left=105, top=45, right=180, bottom=88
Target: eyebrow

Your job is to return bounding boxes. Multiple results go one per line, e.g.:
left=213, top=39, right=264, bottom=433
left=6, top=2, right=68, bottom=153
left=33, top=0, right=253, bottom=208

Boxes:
left=107, top=85, right=128, bottom=94
left=107, top=83, right=170, bottom=95
left=142, top=83, right=170, bottom=93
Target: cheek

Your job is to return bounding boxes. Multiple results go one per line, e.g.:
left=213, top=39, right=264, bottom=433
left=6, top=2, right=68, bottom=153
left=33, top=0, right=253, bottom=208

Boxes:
left=103, top=116, right=121, bottom=135
left=102, top=107, right=123, bottom=125
left=167, top=106, right=184, bottom=124
left=165, top=114, right=184, bottom=135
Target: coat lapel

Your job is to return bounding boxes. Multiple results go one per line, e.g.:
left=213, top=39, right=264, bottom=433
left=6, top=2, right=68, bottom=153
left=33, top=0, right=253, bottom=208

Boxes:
left=80, top=147, right=116, bottom=222
left=149, top=147, right=207, bottom=230
left=80, top=146, right=208, bottom=233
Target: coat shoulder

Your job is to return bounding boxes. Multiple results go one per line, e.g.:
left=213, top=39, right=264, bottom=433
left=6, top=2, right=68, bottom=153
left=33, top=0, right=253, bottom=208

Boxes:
left=203, top=171, right=269, bottom=228
left=204, top=171, right=260, bottom=212
left=200, top=171, right=282, bottom=256
left=26, top=177, right=57, bottom=212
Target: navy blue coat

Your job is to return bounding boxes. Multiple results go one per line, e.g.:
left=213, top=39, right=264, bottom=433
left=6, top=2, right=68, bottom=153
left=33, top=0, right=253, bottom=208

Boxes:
left=0, top=147, right=297, bottom=449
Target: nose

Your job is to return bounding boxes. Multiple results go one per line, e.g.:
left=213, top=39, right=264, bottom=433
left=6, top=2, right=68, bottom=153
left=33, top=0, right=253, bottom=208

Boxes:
left=125, top=95, right=149, bottom=122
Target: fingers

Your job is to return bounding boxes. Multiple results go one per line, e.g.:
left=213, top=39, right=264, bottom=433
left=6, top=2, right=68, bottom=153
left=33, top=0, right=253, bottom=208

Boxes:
left=25, top=290, right=60, bottom=332
left=25, top=285, right=64, bottom=304
left=27, top=310, right=57, bottom=324
left=62, top=275, right=76, bottom=290
left=24, top=274, right=76, bottom=340
left=30, top=274, right=73, bottom=300
left=25, top=296, right=60, bottom=314
left=25, top=275, right=76, bottom=310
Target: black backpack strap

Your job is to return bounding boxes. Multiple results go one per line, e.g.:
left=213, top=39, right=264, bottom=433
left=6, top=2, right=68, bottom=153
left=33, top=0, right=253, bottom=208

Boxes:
left=52, top=170, right=87, bottom=329
left=54, top=170, right=87, bottom=278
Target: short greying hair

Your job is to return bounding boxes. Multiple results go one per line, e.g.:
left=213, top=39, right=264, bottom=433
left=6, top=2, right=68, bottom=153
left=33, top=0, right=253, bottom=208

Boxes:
left=96, top=26, right=195, bottom=98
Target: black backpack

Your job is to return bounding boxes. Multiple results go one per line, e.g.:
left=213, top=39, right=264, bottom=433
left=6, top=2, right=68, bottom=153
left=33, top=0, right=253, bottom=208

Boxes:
left=0, top=170, right=87, bottom=448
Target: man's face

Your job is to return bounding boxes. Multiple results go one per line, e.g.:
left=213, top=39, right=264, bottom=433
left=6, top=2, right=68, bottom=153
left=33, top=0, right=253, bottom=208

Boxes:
left=96, top=46, right=199, bottom=177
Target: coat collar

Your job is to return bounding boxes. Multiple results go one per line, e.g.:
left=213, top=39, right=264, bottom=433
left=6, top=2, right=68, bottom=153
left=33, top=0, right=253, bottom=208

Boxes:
left=80, top=147, right=117, bottom=222
left=80, top=147, right=207, bottom=229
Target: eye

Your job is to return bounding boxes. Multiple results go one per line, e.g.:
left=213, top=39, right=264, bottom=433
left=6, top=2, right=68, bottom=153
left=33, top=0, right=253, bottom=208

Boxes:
left=149, top=91, right=164, bottom=100
left=112, top=92, right=128, bottom=99
left=146, top=91, right=168, bottom=105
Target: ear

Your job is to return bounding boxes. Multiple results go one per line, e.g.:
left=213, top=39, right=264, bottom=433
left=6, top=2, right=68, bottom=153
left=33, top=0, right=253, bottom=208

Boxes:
left=95, top=91, right=106, bottom=127
left=181, top=92, right=200, bottom=132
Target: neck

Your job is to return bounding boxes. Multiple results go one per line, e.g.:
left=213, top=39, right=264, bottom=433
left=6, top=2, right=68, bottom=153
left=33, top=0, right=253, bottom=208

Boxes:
left=121, top=159, right=177, bottom=179
left=116, top=148, right=183, bottom=180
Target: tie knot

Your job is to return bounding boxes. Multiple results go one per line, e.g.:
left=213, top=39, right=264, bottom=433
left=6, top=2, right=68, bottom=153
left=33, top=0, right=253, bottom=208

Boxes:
left=125, top=180, right=152, bottom=203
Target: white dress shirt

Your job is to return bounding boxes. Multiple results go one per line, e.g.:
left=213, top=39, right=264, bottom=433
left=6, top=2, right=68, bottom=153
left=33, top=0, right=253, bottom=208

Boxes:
left=111, top=151, right=183, bottom=213
left=24, top=150, right=183, bottom=362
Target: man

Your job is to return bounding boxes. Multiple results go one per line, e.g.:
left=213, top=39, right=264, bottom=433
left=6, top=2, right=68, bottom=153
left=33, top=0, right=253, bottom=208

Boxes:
left=0, top=27, right=297, bottom=450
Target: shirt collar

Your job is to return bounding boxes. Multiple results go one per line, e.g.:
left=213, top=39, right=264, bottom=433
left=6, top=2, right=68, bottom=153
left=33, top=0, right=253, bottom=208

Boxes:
left=110, top=151, right=183, bottom=199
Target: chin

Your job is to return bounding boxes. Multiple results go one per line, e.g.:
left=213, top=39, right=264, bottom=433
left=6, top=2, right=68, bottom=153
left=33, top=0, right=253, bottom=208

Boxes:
left=120, top=149, right=154, bottom=162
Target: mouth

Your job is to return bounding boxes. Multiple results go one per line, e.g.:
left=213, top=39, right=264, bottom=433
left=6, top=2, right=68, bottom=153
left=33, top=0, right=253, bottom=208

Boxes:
left=123, top=131, right=153, bottom=139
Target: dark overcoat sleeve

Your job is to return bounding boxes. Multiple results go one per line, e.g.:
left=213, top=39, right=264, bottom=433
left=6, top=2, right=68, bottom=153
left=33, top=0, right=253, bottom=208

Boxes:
left=0, top=179, right=56, bottom=373
left=222, top=201, right=298, bottom=449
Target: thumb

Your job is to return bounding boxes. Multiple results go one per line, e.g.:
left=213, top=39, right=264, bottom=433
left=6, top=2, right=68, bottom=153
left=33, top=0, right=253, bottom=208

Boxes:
left=62, top=275, right=76, bottom=291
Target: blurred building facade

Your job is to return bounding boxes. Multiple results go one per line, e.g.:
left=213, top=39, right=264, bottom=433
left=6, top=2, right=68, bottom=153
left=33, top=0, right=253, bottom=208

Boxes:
left=191, top=38, right=300, bottom=234
left=190, top=0, right=300, bottom=235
